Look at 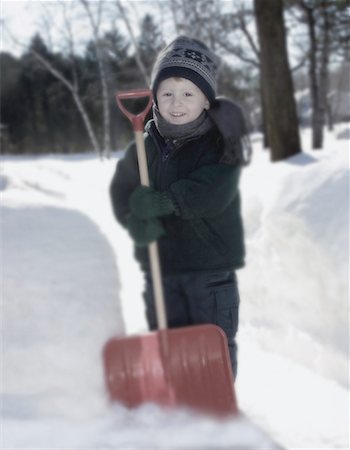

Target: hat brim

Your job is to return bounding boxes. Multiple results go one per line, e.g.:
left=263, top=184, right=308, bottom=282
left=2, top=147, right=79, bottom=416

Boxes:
left=152, top=67, right=215, bottom=104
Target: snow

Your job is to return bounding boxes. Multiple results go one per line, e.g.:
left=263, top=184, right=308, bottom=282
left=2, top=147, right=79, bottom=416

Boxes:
left=1, top=124, right=349, bottom=449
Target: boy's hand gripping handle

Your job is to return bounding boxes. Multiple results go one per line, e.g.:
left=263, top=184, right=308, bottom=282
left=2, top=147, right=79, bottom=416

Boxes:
left=116, top=90, right=167, bottom=330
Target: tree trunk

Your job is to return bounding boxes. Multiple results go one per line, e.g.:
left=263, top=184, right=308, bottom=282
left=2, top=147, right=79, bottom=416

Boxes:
left=169, top=0, right=181, bottom=35
left=325, top=99, right=334, bottom=131
left=72, top=90, right=101, bottom=155
left=254, top=0, right=301, bottom=161
left=303, top=4, right=323, bottom=149
left=98, top=47, right=112, bottom=158
left=259, top=74, right=269, bottom=148
left=81, top=0, right=111, bottom=158
left=30, top=50, right=101, bottom=155
left=116, top=0, right=150, bottom=86
left=318, top=0, right=331, bottom=141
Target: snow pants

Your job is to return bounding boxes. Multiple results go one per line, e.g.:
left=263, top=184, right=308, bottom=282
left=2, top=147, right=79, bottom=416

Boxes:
left=143, top=270, right=240, bottom=379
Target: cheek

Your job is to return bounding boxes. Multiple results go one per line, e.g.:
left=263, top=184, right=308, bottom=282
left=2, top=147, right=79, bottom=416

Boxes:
left=158, top=97, right=170, bottom=107
left=157, top=102, right=167, bottom=115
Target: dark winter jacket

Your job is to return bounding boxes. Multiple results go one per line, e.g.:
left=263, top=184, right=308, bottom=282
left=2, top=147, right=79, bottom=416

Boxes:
left=110, top=117, right=245, bottom=275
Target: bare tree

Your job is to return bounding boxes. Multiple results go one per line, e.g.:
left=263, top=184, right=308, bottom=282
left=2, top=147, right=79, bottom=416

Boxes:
left=4, top=3, right=101, bottom=156
left=254, top=0, right=301, bottom=161
left=216, top=2, right=260, bottom=67
left=169, top=0, right=181, bottom=35
left=290, top=0, right=350, bottom=148
left=299, top=0, right=326, bottom=148
left=115, top=0, right=150, bottom=85
left=80, top=0, right=111, bottom=158
left=167, top=0, right=224, bottom=47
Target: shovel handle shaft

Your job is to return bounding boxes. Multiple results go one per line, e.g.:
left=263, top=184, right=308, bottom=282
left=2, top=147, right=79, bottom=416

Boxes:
left=149, top=242, right=167, bottom=330
left=135, top=131, right=167, bottom=329
left=134, top=131, right=150, bottom=187
left=116, top=90, right=167, bottom=330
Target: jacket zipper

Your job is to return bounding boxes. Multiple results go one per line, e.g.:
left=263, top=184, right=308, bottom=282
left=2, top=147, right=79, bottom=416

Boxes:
left=147, top=123, right=181, bottom=190
left=159, top=141, right=172, bottom=190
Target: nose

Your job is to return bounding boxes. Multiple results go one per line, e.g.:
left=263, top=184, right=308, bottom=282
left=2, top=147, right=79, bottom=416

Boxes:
left=172, top=94, right=183, bottom=107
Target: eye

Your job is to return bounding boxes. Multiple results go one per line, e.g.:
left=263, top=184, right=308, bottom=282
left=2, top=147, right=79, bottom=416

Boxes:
left=184, top=92, right=193, bottom=97
left=161, top=92, right=172, bottom=97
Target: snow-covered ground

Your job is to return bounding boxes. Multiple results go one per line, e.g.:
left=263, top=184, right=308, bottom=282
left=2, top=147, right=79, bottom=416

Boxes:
left=1, top=124, right=349, bottom=449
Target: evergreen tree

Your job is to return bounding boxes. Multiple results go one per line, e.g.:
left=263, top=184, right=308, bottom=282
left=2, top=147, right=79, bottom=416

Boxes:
left=0, top=52, right=23, bottom=153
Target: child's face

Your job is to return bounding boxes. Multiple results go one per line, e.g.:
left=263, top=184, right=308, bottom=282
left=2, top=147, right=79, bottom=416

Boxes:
left=156, top=77, right=210, bottom=125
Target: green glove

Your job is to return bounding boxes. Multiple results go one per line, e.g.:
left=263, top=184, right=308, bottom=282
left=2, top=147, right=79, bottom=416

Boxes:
left=126, top=214, right=165, bottom=247
left=129, top=185, right=175, bottom=220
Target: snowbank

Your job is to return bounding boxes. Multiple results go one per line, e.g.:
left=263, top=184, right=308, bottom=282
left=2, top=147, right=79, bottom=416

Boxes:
left=239, top=127, right=349, bottom=387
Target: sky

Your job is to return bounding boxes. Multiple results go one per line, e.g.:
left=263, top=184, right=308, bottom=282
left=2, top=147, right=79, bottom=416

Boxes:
left=1, top=1, right=44, bottom=54
left=2, top=1, right=114, bottom=56
left=1, top=0, right=167, bottom=57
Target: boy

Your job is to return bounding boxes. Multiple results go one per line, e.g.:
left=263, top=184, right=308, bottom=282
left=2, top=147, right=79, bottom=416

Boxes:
left=110, top=36, right=250, bottom=378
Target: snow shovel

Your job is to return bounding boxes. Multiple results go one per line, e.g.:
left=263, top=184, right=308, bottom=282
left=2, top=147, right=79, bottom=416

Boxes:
left=103, top=89, right=238, bottom=416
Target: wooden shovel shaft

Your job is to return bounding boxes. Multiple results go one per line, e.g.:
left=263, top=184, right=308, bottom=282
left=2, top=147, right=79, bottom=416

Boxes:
left=134, top=131, right=150, bottom=186
left=116, top=90, right=167, bottom=330
left=134, top=130, right=167, bottom=330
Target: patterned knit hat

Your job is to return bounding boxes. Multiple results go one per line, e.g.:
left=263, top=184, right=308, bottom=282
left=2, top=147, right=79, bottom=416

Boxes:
left=151, top=36, right=220, bottom=104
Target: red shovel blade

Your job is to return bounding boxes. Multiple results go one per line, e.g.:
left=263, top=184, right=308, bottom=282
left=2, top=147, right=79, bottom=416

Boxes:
left=103, top=324, right=238, bottom=416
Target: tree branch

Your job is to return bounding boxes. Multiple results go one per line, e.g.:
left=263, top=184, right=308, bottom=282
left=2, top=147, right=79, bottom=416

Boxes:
left=115, top=0, right=150, bottom=85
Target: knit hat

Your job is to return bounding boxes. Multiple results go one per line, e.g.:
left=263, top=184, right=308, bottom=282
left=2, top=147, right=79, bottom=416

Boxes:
left=151, top=36, right=220, bottom=104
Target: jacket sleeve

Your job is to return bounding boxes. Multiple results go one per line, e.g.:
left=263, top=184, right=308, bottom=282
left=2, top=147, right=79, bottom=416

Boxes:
left=110, top=141, right=140, bottom=227
left=168, top=163, right=241, bottom=220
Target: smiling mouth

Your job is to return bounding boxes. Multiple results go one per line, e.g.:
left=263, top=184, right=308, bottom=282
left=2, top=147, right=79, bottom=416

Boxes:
left=170, top=112, right=185, bottom=117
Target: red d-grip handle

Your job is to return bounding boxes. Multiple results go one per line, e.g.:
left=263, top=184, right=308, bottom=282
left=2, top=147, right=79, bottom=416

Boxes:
left=116, top=89, right=153, bottom=131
